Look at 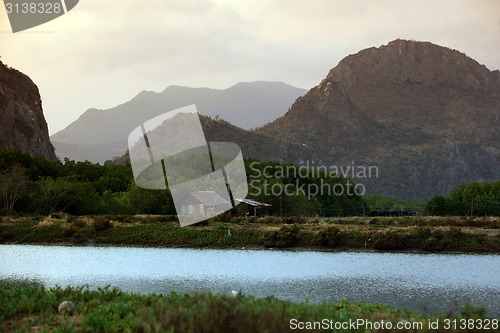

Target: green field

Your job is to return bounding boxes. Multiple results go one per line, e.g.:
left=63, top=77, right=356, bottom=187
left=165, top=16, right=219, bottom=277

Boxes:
left=1, top=215, right=499, bottom=252
left=0, top=282, right=495, bottom=332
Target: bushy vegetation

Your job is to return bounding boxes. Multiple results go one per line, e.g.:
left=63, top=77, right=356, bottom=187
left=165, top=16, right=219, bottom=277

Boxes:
left=244, top=159, right=365, bottom=216
left=0, top=147, right=140, bottom=215
left=1, top=215, right=498, bottom=252
left=0, top=147, right=497, bottom=218
left=426, top=180, right=500, bottom=216
left=0, top=282, right=492, bottom=332
left=363, top=194, right=424, bottom=215
left=0, top=148, right=364, bottom=217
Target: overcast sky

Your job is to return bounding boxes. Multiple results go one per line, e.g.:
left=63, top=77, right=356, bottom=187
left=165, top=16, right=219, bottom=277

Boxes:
left=1, top=0, right=499, bottom=134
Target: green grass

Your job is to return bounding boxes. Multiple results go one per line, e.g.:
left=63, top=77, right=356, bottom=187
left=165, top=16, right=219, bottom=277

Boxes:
left=0, top=215, right=499, bottom=252
left=0, top=282, right=493, bottom=332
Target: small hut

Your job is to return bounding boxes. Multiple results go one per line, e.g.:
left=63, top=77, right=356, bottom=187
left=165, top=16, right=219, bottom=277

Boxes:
left=235, top=198, right=272, bottom=217
left=179, top=191, right=231, bottom=216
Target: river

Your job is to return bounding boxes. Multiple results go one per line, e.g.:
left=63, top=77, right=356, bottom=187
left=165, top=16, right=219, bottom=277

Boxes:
left=0, top=245, right=498, bottom=316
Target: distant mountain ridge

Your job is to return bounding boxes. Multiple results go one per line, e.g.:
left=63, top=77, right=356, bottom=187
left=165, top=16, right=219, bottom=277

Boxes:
left=51, top=81, right=306, bottom=163
left=258, top=39, right=500, bottom=200
left=0, top=61, right=56, bottom=160
left=52, top=39, right=499, bottom=200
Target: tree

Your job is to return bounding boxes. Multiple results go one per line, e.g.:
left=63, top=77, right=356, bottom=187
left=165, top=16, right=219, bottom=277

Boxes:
left=32, top=177, right=101, bottom=215
left=425, top=195, right=449, bottom=216
left=127, top=183, right=176, bottom=215
left=100, top=190, right=133, bottom=215
left=426, top=180, right=500, bottom=216
left=0, top=165, right=29, bottom=213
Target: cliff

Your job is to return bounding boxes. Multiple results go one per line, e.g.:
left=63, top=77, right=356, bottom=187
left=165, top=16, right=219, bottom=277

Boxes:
left=0, top=61, right=56, bottom=160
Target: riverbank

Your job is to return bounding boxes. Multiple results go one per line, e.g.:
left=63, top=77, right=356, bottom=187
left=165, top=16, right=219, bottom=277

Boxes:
left=0, top=215, right=498, bottom=253
left=0, top=282, right=493, bottom=332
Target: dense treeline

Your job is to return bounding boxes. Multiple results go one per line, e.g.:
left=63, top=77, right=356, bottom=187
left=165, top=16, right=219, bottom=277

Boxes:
left=426, top=180, right=500, bottom=216
left=1, top=147, right=498, bottom=217
left=0, top=148, right=365, bottom=216
left=362, top=195, right=425, bottom=215
left=0, top=147, right=146, bottom=215
left=243, top=158, right=365, bottom=216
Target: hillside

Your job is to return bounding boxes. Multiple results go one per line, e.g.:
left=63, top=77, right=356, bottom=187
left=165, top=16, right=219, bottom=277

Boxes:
left=0, top=61, right=56, bottom=160
left=51, top=82, right=306, bottom=163
left=50, top=39, right=499, bottom=200
left=115, top=115, right=311, bottom=167
left=259, top=39, right=500, bottom=200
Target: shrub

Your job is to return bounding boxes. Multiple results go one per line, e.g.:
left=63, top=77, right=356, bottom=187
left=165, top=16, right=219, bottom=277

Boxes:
left=444, top=216, right=457, bottom=224
left=230, top=217, right=243, bottom=224
left=317, top=226, right=343, bottom=247
left=282, top=216, right=306, bottom=224
left=131, top=215, right=178, bottom=223
left=91, top=216, right=112, bottom=231
left=49, top=213, right=65, bottom=219
left=264, top=224, right=301, bottom=248
left=410, top=226, right=432, bottom=240
left=246, top=216, right=258, bottom=223
left=103, top=215, right=133, bottom=223
left=35, top=220, right=54, bottom=228
left=372, top=231, right=412, bottom=250
left=66, top=216, right=85, bottom=227
left=255, top=216, right=277, bottom=224
left=60, top=223, right=76, bottom=237
left=71, top=233, right=88, bottom=244
left=0, top=225, right=12, bottom=243
left=213, top=213, right=232, bottom=223
left=460, top=302, right=487, bottom=318
left=65, top=215, right=77, bottom=223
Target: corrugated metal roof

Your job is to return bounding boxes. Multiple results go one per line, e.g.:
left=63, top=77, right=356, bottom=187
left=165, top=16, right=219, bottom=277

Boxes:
left=235, top=198, right=272, bottom=207
left=182, top=191, right=231, bottom=206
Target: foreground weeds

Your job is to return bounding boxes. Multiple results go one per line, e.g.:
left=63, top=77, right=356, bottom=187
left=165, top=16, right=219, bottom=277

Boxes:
left=0, top=282, right=493, bottom=332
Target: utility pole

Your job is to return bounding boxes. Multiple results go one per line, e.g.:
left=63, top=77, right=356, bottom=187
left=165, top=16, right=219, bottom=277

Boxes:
left=279, top=196, right=282, bottom=217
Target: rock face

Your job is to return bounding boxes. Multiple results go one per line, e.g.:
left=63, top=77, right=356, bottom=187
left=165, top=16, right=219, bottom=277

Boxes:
left=260, top=39, right=500, bottom=200
left=328, top=39, right=500, bottom=91
left=0, top=61, right=56, bottom=160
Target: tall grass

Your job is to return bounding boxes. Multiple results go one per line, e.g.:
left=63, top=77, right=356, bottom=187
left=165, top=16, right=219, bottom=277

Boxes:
left=0, top=282, right=491, bottom=332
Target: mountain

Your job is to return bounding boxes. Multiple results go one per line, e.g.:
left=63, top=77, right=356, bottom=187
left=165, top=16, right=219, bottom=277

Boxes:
left=259, top=39, right=500, bottom=200
left=51, top=81, right=306, bottom=163
left=51, top=39, right=500, bottom=201
left=0, top=60, right=56, bottom=160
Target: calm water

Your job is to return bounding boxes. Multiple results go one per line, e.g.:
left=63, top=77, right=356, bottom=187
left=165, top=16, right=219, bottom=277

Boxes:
left=0, top=245, right=499, bottom=316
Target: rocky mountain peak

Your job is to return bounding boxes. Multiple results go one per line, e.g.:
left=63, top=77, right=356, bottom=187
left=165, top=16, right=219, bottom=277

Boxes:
left=260, top=40, right=499, bottom=200
left=326, top=39, right=500, bottom=92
